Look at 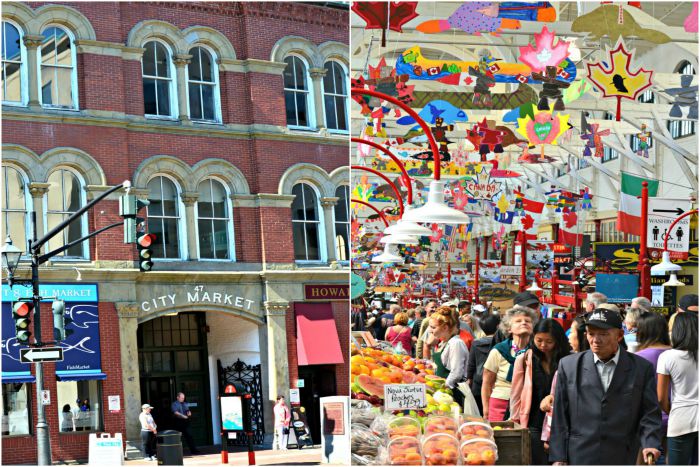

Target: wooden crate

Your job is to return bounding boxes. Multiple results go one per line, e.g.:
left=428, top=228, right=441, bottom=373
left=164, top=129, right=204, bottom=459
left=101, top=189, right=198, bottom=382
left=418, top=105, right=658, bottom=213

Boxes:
left=490, top=421, right=531, bottom=465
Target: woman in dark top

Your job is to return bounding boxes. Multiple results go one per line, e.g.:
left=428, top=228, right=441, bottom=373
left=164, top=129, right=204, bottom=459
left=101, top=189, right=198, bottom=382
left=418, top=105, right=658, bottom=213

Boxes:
left=466, top=314, right=501, bottom=415
left=510, top=319, right=571, bottom=465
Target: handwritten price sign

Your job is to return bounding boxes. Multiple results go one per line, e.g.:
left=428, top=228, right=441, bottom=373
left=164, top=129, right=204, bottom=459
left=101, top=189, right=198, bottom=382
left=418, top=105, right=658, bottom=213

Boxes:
left=384, top=384, right=427, bottom=410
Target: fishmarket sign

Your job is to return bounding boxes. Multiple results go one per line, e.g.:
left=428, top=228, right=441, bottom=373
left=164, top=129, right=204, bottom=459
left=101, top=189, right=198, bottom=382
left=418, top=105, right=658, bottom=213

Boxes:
left=141, top=286, right=256, bottom=313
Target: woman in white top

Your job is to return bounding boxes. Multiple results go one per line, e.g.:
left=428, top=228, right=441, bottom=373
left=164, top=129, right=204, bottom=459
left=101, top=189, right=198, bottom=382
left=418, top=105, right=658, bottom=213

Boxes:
left=657, top=312, right=698, bottom=465
left=428, top=306, right=469, bottom=410
left=139, top=404, right=158, bottom=461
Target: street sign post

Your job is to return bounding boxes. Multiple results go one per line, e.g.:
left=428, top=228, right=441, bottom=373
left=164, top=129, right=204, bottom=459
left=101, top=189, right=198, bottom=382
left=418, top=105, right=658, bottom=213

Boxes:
left=647, top=199, right=692, bottom=259
left=20, top=347, right=64, bottom=364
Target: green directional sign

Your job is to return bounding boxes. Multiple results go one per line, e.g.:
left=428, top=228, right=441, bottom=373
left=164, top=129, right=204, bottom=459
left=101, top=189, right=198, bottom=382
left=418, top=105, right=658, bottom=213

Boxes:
left=351, top=273, right=366, bottom=299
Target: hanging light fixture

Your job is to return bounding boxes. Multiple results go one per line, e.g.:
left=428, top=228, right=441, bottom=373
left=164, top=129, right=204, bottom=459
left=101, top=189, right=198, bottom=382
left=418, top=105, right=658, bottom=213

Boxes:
left=663, top=273, right=685, bottom=287
left=372, top=244, right=404, bottom=263
left=379, top=233, right=420, bottom=245
left=650, top=251, right=682, bottom=275
left=402, top=180, right=471, bottom=224
left=527, top=280, right=542, bottom=292
left=384, top=206, right=433, bottom=236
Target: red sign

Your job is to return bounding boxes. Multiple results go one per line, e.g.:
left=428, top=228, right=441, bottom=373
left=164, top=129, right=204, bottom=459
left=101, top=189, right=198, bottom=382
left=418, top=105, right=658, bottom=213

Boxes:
left=304, top=285, right=349, bottom=301
left=552, top=244, right=572, bottom=253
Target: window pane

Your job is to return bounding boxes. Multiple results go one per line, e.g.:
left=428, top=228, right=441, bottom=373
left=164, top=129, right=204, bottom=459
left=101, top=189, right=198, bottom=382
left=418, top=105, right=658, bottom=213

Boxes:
left=143, top=78, right=157, bottom=115
left=41, top=75, right=52, bottom=105
left=212, top=220, right=229, bottom=259
left=198, top=219, right=214, bottom=259
left=47, top=213, right=64, bottom=253
left=305, top=222, right=320, bottom=260
left=295, top=92, right=308, bottom=127
left=291, top=184, right=304, bottom=220
left=147, top=178, right=163, bottom=216
left=3, top=22, right=21, bottom=61
left=188, top=351, right=201, bottom=371
left=56, top=380, right=103, bottom=432
left=188, top=48, right=202, bottom=81
left=334, top=186, right=348, bottom=222
left=176, top=351, right=189, bottom=371
left=200, top=48, right=212, bottom=82
left=335, top=96, right=347, bottom=130
left=160, top=178, right=178, bottom=216
left=334, top=63, right=345, bottom=95
left=63, top=170, right=81, bottom=212
left=66, top=217, right=83, bottom=256
left=285, top=91, right=297, bottom=126
left=41, top=27, right=58, bottom=64
left=5, top=211, right=27, bottom=253
left=54, top=66, right=73, bottom=107
left=4, top=167, right=26, bottom=210
left=156, top=80, right=171, bottom=116
left=303, top=185, right=318, bottom=221
left=283, top=57, right=295, bottom=88
left=323, top=62, right=335, bottom=93
left=154, top=42, right=169, bottom=78
left=324, top=95, right=337, bottom=130
left=162, top=217, right=179, bottom=258
left=142, top=42, right=156, bottom=76
left=292, top=222, right=307, bottom=260
left=210, top=181, right=226, bottom=217
left=3, top=62, right=21, bottom=102
left=55, top=31, right=71, bottom=67
left=3, top=383, right=30, bottom=436
left=188, top=83, right=202, bottom=120
left=201, top=84, right=214, bottom=121
left=293, top=57, right=306, bottom=90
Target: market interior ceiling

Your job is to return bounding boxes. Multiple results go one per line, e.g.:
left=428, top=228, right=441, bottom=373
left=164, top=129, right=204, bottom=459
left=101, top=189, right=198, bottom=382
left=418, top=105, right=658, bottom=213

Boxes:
left=350, top=2, right=698, bottom=211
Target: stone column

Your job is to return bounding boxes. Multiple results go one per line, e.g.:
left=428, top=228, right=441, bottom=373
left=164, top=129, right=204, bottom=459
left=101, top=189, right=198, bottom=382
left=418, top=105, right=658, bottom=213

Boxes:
left=320, top=197, right=339, bottom=263
left=28, top=183, right=50, bottom=239
left=180, top=192, right=199, bottom=260
left=308, top=67, right=327, bottom=130
left=264, top=301, right=290, bottom=401
left=23, top=35, right=44, bottom=109
left=116, top=302, right=142, bottom=443
left=173, top=54, right=192, bottom=123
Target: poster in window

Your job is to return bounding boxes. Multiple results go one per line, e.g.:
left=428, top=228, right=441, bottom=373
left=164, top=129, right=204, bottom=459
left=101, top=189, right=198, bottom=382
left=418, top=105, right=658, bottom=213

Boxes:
left=221, top=396, right=243, bottom=431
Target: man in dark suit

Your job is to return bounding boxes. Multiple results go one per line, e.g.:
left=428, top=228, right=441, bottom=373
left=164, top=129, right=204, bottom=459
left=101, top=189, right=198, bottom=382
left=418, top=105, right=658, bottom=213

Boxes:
left=549, top=309, right=662, bottom=465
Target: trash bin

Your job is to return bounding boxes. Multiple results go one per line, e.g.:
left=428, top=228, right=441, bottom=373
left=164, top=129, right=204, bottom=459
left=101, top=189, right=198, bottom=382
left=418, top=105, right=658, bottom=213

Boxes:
left=156, top=430, right=184, bottom=465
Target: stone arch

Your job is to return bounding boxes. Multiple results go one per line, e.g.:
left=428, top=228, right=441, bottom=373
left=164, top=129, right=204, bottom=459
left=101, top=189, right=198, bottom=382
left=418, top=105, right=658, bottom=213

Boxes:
left=126, top=20, right=185, bottom=53
left=31, top=4, right=96, bottom=40
left=270, top=35, right=319, bottom=67
left=319, top=41, right=349, bottom=68
left=1, top=144, right=42, bottom=182
left=278, top=162, right=335, bottom=198
left=1, top=2, right=34, bottom=31
left=191, top=159, right=251, bottom=195
left=138, top=306, right=264, bottom=326
left=39, top=147, right=106, bottom=186
left=133, top=155, right=191, bottom=191
left=329, top=166, right=350, bottom=192
left=182, top=26, right=236, bottom=61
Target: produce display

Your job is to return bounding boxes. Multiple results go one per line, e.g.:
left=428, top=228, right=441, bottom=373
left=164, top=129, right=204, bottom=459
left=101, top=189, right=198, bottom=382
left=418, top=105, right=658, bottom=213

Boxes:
left=460, top=438, right=499, bottom=465
left=424, top=415, right=458, bottom=436
left=459, top=421, right=494, bottom=441
left=388, top=416, right=422, bottom=439
left=422, top=433, right=460, bottom=466
left=388, top=436, right=422, bottom=465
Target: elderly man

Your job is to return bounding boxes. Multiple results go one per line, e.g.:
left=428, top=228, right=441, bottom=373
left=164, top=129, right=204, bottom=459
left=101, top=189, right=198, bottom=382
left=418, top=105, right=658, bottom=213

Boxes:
left=549, top=309, right=662, bottom=465
left=584, top=292, right=608, bottom=313
left=631, top=296, right=652, bottom=312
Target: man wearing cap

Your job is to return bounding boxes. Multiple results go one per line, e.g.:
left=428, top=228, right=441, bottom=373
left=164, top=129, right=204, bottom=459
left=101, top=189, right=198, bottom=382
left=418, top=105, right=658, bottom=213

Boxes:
left=549, top=309, right=662, bottom=465
left=668, top=293, right=698, bottom=334
left=513, top=291, right=541, bottom=313
left=414, top=299, right=437, bottom=358
left=139, top=404, right=157, bottom=461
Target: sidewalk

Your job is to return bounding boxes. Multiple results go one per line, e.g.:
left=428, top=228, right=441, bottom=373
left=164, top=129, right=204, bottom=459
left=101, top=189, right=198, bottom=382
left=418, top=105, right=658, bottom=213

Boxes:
left=125, top=447, right=325, bottom=466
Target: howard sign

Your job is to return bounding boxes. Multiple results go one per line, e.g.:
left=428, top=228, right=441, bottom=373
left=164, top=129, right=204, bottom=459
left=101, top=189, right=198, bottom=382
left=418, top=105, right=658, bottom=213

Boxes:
left=305, top=285, right=349, bottom=301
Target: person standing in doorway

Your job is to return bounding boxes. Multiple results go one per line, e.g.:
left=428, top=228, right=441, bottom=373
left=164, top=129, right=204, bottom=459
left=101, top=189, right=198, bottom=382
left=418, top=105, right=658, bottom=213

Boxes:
left=273, top=396, right=291, bottom=450
left=139, top=404, right=158, bottom=461
left=171, top=392, right=200, bottom=454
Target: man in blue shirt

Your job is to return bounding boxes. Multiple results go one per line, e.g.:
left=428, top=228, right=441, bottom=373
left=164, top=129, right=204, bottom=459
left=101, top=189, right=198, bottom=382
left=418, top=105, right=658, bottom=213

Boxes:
left=171, top=392, right=200, bottom=454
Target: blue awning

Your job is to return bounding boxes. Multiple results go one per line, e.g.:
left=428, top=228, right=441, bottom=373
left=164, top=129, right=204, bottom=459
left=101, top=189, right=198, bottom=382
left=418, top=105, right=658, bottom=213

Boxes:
left=56, top=371, right=107, bottom=382
left=2, top=372, right=35, bottom=384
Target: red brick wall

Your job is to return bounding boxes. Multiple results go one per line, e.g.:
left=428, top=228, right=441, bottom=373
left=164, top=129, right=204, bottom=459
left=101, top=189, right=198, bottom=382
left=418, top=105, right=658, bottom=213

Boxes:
left=332, top=300, right=350, bottom=398
left=1, top=302, right=126, bottom=464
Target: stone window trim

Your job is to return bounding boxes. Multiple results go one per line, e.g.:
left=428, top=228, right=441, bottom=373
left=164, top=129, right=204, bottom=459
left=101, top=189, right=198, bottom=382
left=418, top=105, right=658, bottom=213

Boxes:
left=283, top=53, right=316, bottom=130
left=291, top=181, right=326, bottom=263
left=38, top=24, right=79, bottom=111
left=146, top=174, right=187, bottom=261
left=44, top=166, right=89, bottom=260
left=186, top=45, right=222, bottom=124
left=320, top=60, right=349, bottom=134
left=194, top=177, right=236, bottom=262
left=141, top=39, right=178, bottom=120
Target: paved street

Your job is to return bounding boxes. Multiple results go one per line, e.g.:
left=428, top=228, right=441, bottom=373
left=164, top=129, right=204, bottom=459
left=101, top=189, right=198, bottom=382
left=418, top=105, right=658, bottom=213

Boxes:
left=125, top=447, right=330, bottom=466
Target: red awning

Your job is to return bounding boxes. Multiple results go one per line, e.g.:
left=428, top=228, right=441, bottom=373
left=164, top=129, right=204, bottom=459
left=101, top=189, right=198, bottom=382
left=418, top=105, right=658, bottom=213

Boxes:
left=295, top=303, right=344, bottom=366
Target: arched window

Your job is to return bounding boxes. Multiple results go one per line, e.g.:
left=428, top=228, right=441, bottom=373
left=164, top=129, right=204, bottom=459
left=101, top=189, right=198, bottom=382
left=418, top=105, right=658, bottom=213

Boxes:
left=291, top=183, right=321, bottom=261
left=46, top=169, right=86, bottom=257
left=142, top=41, right=175, bottom=118
left=187, top=46, right=219, bottom=122
left=1, top=166, right=30, bottom=253
left=147, top=176, right=182, bottom=259
left=40, top=26, right=77, bottom=109
left=667, top=60, right=696, bottom=139
left=322, top=61, right=348, bottom=131
left=2, top=21, right=25, bottom=105
left=334, top=185, right=350, bottom=261
left=196, top=178, right=231, bottom=260
left=283, top=55, right=312, bottom=128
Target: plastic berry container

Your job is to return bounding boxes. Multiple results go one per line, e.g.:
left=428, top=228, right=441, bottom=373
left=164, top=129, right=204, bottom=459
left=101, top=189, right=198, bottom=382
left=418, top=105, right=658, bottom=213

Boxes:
left=460, top=438, right=499, bottom=465
left=387, top=436, right=422, bottom=465
left=422, top=433, right=460, bottom=466
left=388, top=416, right=422, bottom=439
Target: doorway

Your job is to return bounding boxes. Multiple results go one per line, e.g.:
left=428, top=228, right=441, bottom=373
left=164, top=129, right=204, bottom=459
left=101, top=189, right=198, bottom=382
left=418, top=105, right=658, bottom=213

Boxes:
left=138, top=312, right=211, bottom=446
left=296, top=365, right=337, bottom=444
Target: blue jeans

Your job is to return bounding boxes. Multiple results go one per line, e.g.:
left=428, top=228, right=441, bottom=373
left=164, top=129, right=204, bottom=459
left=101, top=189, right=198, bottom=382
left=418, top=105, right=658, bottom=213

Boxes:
left=667, top=432, right=698, bottom=465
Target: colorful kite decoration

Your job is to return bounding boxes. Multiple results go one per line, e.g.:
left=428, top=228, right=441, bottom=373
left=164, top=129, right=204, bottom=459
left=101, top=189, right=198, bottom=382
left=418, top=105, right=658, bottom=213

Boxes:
left=351, top=2, right=419, bottom=47
left=516, top=107, right=569, bottom=158
left=586, top=39, right=653, bottom=121
left=580, top=113, right=611, bottom=159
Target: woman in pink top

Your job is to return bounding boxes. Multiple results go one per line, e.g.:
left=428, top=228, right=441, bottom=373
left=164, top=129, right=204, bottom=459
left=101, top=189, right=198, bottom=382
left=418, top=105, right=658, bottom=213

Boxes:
left=385, top=312, right=413, bottom=354
left=273, top=396, right=290, bottom=450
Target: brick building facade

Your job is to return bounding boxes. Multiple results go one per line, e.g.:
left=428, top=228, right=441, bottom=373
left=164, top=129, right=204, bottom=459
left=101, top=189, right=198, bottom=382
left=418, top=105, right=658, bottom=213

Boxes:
left=1, top=2, right=349, bottom=463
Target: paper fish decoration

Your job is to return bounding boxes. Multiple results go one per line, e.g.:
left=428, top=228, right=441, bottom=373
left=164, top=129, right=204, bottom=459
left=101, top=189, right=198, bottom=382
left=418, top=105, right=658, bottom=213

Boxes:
left=586, top=39, right=653, bottom=121
left=396, top=100, right=468, bottom=125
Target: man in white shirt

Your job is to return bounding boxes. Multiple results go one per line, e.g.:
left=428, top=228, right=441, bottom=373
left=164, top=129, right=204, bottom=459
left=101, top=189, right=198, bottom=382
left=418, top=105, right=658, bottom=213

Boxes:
left=139, top=404, right=157, bottom=461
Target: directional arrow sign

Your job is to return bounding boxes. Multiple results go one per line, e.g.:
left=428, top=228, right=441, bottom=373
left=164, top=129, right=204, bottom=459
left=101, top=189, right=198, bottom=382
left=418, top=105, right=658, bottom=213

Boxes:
left=20, top=347, right=64, bottom=363
left=647, top=199, right=691, bottom=260
left=652, top=207, right=685, bottom=216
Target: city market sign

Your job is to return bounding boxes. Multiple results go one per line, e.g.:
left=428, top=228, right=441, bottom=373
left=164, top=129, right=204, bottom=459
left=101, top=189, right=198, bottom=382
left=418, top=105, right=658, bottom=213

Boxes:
left=304, top=284, right=349, bottom=301
left=140, top=286, right=256, bottom=313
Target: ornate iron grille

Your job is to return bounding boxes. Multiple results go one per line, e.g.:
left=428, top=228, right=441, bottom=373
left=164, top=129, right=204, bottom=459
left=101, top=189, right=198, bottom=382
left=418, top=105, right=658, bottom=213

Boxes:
left=218, top=359, right=265, bottom=445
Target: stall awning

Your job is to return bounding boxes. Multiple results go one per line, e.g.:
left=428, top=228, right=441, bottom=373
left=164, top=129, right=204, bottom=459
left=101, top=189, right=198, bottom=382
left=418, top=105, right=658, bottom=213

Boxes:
left=1, top=372, right=35, bottom=384
left=56, top=371, right=107, bottom=382
left=295, top=303, right=344, bottom=366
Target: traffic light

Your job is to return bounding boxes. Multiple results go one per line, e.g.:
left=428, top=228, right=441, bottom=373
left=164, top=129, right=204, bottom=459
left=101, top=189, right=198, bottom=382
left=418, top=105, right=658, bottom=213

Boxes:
left=12, top=301, right=32, bottom=344
left=52, top=299, right=73, bottom=341
left=137, top=232, right=157, bottom=272
left=120, top=194, right=150, bottom=244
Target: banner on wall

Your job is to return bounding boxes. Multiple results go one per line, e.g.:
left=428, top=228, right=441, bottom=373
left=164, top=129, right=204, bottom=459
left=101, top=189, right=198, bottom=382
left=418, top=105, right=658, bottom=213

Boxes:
left=594, top=242, right=698, bottom=270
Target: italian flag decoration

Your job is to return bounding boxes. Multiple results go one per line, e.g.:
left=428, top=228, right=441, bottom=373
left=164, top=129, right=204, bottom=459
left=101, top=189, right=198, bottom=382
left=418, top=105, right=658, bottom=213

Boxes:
left=617, top=172, right=659, bottom=236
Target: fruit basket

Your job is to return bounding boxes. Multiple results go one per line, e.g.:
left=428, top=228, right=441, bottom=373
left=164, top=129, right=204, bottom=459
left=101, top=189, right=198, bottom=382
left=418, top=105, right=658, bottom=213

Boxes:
left=459, top=421, right=495, bottom=441
left=422, top=433, right=460, bottom=466
left=460, top=438, right=499, bottom=465
left=423, top=415, right=458, bottom=437
left=387, top=436, right=422, bottom=465
left=388, top=416, right=422, bottom=439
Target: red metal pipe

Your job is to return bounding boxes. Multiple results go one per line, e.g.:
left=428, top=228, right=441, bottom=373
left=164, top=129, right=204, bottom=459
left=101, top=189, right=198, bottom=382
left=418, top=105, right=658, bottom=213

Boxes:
left=474, top=239, right=481, bottom=305
left=663, top=209, right=698, bottom=250
left=351, top=137, right=413, bottom=204
left=351, top=198, right=389, bottom=227
left=352, top=165, right=404, bottom=216
left=351, top=87, right=442, bottom=180
left=519, top=231, right=528, bottom=293
left=639, top=182, right=650, bottom=299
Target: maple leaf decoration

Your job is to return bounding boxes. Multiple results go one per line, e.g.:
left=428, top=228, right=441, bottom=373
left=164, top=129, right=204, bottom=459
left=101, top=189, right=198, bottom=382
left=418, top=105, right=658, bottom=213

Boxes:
left=429, top=223, right=443, bottom=242
left=586, top=38, right=653, bottom=120
left=522, top=214, right=535, bottom=230
left=563, top=211, right=578, bottom=229
left=519, top=26, right=570, bottom=73
left=352, top=2, right=419, bottom=47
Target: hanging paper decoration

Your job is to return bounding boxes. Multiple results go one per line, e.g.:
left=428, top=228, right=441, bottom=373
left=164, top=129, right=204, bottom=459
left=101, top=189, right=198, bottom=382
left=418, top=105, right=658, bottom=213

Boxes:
left=518, top=26, right=570, bottom=74
left=572, top=4, right=671, bottom=44
left=463, top=165, right=503, bottom=201
left=586, top=39, right=653, bottom=121
left=559, top=206, right=587, bottom=247
left=531, top=66, right=570, bottom=110
left=580, top=123, right=610, bottom=158
left=364, top=58, right=415, bottom=114
left=685, top=3, right=698, bottom=33
left=351, top=176, right=377, bottom=205
left=635, top=124, right=652, bottom=158
left=416, top=2, right=556, bottom=36
left=516, top=107, right=569, bottom=157
left=519, top=195, right=545, bottom=240
left=396, top=100, right=468, bottom=125
left=470, top=50, right=497, bottom=107
left=351, top=2, right=419, bottom=47
left=660, top=75, right=698, bottom=119
left=467, top=118, right=509, bottom=161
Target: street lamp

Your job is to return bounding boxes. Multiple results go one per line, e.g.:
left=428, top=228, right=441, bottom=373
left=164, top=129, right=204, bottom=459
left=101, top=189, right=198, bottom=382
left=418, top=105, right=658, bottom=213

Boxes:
left=1, top=235, right=23, bottom=286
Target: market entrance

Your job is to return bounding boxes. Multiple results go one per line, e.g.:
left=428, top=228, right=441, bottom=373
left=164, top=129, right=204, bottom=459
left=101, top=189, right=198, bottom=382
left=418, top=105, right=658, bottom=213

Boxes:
left=137, top=312, right=212, bottom=446
left=297, top=365, right=337, bottom=444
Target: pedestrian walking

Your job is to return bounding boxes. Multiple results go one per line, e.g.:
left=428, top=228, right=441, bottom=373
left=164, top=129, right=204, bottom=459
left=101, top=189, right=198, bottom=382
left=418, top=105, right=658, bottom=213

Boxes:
left=273, top=396, right=291, bottom=451
left=385, top=312, right=413, bottom=354
left=549, top=308, right=662, bottom=465
left=466, top=314, right=501, bottom=416
left=171, top=392, right=200, bottom=454
left=657, top=312, right=698, bottom=465
left=139, top=404, right=157, bottom=461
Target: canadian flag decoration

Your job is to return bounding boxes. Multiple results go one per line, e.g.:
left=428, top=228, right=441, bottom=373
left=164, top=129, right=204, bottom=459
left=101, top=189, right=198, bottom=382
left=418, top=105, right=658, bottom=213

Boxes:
left=520, top=197, right=545, bottom=240
left=559, top=208, right=586, bottom=246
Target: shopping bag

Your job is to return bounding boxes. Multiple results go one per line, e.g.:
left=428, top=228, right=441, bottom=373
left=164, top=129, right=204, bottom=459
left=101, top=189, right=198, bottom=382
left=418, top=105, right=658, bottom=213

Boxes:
left=457, top=382, right=480, bottom=416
